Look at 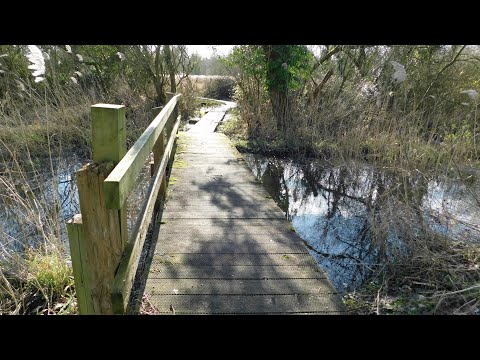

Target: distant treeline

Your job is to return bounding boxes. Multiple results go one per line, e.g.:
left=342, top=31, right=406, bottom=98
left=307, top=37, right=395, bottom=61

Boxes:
left=189, top=53, right=231, bottom=76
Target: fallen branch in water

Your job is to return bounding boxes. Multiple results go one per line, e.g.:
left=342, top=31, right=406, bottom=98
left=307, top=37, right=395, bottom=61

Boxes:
left=430, top=284, right=480, bottom=297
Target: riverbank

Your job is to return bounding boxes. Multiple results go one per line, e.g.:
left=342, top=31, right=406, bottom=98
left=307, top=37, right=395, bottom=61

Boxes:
left=0, top=93, right=231, bottom=314
left=218, top=119, right=480, bottom=315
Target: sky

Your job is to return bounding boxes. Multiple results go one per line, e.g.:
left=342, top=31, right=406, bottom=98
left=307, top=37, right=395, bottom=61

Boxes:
left=186, top=45, right=235, bottom=58
left=186, top=45, right=323, bottom=58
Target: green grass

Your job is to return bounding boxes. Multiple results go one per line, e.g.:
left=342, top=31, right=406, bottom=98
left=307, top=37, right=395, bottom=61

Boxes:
left=1, top=248, right=78, bottom=315
left=192, top=98, right=224, bottom=118
left=168, top=176, right=178, bottom=186
left=343, top=239, right=480, bottom=315
left=172, top=159, right=188, bottom=169
left=175, top=132, right=190, bottom=153
left=195, top=98, right=224, bottom=108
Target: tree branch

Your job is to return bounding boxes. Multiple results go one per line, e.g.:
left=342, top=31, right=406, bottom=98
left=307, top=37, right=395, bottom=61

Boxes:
left=312, top=45, right=342, bottom=72
left=415, top=45, right=467, bottom=111
left=312, top=69, right=334, bottom=99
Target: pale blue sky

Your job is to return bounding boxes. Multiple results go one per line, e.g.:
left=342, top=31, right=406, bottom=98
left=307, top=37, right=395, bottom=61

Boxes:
left=186, top=45, right=324, bottom=58
left=187, top=45, right=323, bottom=58
left=186, top=45, right=234, bottom=58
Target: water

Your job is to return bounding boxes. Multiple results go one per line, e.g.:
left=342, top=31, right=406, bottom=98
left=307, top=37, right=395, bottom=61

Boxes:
left=243, top=154, right=480, bottom=293
left=0, top=153, right=154, bottom=257
left=0, top=155, right=83, bottom=255
left=3, top=150, right=479, bottom=294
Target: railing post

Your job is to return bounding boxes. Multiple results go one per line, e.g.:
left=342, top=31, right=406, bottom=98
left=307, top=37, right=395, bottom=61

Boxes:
left=165, top=92, right=180, bottom=170
left=152, top=106, right=167, bottom=211
left=67, top=104, right=128, bottom=314
left=66, top=214, right=92, bottom=314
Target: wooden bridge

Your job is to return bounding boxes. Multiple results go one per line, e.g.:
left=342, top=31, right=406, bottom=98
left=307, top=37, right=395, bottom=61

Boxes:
left=66, top=94, right=346, bottom=315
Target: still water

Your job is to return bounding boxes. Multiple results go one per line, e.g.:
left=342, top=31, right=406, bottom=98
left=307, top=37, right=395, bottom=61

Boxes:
left=244, top=154, right=480, bottom=293
left=0, top=154, right=152, bottom=257
left=2, top=151, right=479, bottom=295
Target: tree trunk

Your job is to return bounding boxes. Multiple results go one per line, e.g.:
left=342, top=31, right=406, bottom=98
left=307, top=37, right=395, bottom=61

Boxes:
left=263, top=45, right=290, bottom=133
left=163, top=45, right=176, bottom=93
left=270, top=89, right=289, bottom=133
left=153, top=46, right=166, bottom=105
left=153, top=78, right=166, bottom=106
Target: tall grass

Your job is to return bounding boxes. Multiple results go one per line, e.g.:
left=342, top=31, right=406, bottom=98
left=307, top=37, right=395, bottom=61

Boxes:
left=221, top=70, right=480, bottom=314
left=0, top=154, right=76, bottom=314
left=0, top=56, right=159, bottom=314
left=226, top=74, right=479, bottom=169
left=186, top=75, right=234, bottom=100
left=0, top=66, right=207, bottom=314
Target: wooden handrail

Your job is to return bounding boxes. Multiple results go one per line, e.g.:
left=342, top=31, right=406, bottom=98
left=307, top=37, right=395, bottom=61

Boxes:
left=112, top=113, right=181, bottom=313
left=104, top=94, right=181, bottom=209
left=66, top=93, right=182, bottom=314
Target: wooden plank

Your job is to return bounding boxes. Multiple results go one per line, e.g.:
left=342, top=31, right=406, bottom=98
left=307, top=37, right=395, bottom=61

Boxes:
left=66, top=214, right=93, bottom=314
left=161, top=210, right=285, bottom=219
left=189, top=110, right=227, bottom=133
left=143, top=125, right=345, bottom=314
left=172, top=167, right=253, bottom=174
left=166, top=93, right=179, bottom=170
left=104, top=94, right=181, bottom=209
left=168, top=189, right=271, bottom=200
left=169, top=174, right=260, bottom=183
left=152, top=106, right=165, bottom=175
left=151, top=253, right=318, bottom=267
left=147, top=265, right=326, bottom=279
left=166, top=92, right=178, bottom=127
left=111, top=115, right=181, bottom=314
left=155, top=232, right=307, bottom=244
left=91, top=104, right=129, bottom=253
left=76, top=162, right=126, bottom=314
left=166, top=193, right=277, bottom=205
left=152, top=107, right=166, bottom=211
left=164, top=204, right=286, bottom=213
left=168, top=182, right=269, bottom=191
left=91, top=104, right=126, bottom=164
left=167, top=183, right=269, bottom=192
left=146, top=278, right=338, bottom=295
left=154, top=218, right=294, bottom=228
left=146, top=294, right=345, bottom=314
left=66, top=104, right=129, bottom=314
left=155, top=240, right=308, bottom=255
left=157, top=229, right=301, bottom=239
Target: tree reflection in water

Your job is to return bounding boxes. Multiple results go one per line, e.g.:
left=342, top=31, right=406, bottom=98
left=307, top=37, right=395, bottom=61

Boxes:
left=244, top=154, right=480, bottom=293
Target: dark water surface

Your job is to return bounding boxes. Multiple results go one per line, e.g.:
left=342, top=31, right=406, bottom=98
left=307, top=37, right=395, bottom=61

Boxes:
left=0, top=153, right=152, bottom=257
left=243, top=154, right=480, bottom=293
left=2, top=151, right=479, bottom=296
left=0, top=155, right=82, bottom=254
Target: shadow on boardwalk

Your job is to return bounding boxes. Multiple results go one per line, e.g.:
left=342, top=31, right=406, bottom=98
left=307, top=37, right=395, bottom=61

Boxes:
left=129, top=128, right=345, bottom=314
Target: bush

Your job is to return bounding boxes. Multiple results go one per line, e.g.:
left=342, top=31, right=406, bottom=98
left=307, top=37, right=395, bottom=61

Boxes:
left=202, top=76, right=234, bottom=100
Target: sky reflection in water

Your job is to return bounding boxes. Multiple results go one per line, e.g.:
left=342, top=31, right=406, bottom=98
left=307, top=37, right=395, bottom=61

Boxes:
left=244, top=154, right=480, bottom=293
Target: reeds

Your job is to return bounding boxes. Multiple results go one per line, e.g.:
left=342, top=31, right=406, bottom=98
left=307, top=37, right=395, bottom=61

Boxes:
left=223, top=69, right=480, bottom=315
left=0, top=62, right=203, bottom=314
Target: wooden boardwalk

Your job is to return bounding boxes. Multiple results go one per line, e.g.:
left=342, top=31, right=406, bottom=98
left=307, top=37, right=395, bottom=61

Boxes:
left=143, top=107, right=346, bottom=314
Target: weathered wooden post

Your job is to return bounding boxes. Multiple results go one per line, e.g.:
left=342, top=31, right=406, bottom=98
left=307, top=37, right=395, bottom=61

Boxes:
left=66, top=214, right=90, bottom=313
left=151, top=106, right=167, bottom=211
left=67, top=104, right=127, bottom=314
left=165, top=92, right=180, bottom=169
left=153, top=93, right=179, bottom=205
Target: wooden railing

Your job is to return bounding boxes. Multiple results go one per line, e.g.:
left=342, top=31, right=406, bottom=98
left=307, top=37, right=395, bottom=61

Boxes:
left=66, top=93, right=182, bottom=314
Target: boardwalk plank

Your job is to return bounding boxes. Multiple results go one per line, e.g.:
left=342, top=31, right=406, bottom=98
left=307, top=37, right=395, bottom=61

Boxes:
left=151, top=253, right=319, bottom=266
left=147, top=294, right=344, bottom=314
left=156, top=240, right=309, bottom=254
left=143, top=119, right=346, bottom=314
left=147, top=265, right=326, bottom=279
left=146, top=278, right=338, bottom=295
